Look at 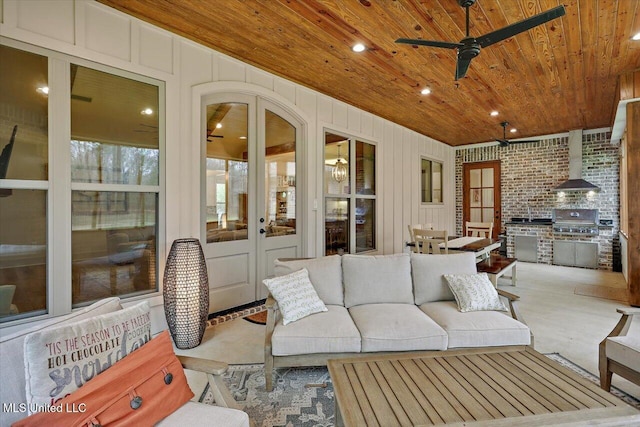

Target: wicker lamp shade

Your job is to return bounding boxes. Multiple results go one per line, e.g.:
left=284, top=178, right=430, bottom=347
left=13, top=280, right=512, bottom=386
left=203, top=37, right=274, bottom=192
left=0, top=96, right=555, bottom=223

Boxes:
left=163, top=238, right=209, bottom=349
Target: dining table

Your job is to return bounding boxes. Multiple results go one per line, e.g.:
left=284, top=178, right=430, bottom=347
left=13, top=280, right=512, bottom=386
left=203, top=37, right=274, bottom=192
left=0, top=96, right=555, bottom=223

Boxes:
left=441, top=236, right=501, bottom=260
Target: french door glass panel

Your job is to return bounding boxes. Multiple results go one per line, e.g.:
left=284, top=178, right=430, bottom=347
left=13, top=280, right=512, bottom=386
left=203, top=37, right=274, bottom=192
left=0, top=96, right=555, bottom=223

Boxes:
left=205, top=103, right=249, bottom=243
left=469, top=166, right=495, bottom=223
left=264, top=110, right=296, bottom=237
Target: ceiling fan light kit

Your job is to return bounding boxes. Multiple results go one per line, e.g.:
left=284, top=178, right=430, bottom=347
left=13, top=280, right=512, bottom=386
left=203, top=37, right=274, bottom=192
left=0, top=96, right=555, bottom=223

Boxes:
left=396, top=0, right=566, bottom=80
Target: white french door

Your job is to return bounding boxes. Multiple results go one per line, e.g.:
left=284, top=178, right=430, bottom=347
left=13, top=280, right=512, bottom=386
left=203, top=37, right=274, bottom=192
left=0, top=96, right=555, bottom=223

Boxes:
left=200, top=94, right=302, bottom=312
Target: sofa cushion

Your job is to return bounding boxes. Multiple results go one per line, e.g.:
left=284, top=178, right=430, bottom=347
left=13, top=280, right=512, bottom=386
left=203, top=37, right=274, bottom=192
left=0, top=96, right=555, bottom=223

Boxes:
left=606, top=335, right=640, bottom=373
left=23, top=301, right=151, bottom=411
left=444, top=273, right=508, bottom=312
left=348, top=303, right=448, bottom=352
left=343, top=254, right=413, bottom=308
left=419, top=301, right=531, bottom=348
left=274, top=255, right=343, bottom=305
left=0, top=297, right=122, bottom=426
left=157, top=402, right=250, bottom=427
left=411, top=252, right=478, bottom=305
left=272, top=305, right=361, bottom=356
left=263, top=268, right=328, bottom=325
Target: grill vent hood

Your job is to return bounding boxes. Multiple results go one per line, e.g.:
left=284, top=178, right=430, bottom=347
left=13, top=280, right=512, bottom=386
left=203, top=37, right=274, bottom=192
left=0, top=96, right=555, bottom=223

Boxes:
left=553, top=129, right=600, bottom=192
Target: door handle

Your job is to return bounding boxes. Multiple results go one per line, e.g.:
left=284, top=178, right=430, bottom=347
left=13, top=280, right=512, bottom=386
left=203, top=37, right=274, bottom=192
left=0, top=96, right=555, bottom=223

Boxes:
left=259, top=228, right=266, bottom=234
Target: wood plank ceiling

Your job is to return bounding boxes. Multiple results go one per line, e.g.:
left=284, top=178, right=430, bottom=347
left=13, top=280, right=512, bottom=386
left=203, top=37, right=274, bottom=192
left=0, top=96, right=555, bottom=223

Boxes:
left=98, top=0, right=640, bottom=146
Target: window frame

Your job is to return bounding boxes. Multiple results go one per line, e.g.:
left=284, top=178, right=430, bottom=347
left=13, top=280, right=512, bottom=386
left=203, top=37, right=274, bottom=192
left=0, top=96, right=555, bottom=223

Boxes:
left=323, top=129, right=377, bottom=255
left=0, top=37, right=165, bottom=328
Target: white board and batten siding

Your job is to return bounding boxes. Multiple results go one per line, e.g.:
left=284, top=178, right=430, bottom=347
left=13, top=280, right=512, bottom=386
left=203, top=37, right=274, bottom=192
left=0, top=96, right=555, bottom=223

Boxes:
left=0, top=0, right=456, bottom=319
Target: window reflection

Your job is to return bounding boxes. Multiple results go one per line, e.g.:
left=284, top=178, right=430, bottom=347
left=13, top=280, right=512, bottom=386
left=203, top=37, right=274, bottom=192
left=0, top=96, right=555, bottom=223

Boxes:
left=205, top=103, right=249, bottom=243
left=72, top=192, right=157, bottom=305
left=0, top=45, right=48, bottom=181
left=421, top=158, right=443, bottom=203
left=70, top=65, right=160, bottom=305
left=0, top=190, right=47, bottom=321
left=265, top=110, right=296, bottom=237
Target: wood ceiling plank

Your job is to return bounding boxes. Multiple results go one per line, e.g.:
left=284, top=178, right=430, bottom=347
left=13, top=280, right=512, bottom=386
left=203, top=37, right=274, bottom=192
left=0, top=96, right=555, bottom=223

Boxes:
left=97, top=0, right=640, bottom=146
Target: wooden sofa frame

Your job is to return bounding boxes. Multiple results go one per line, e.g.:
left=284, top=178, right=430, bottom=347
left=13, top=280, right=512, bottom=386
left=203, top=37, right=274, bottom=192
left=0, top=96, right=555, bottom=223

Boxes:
left=264, top=288, right=532, bottom=391
left=599, top=307, right=640, bottom=391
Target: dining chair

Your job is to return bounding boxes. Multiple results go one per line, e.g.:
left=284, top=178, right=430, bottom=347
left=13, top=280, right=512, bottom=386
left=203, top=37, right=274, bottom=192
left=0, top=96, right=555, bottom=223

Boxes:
left=407, top=223, right=433, bottom=242
left=413, top=229, right=448, bottom=254
left=466, top=221, right=494, bottom=238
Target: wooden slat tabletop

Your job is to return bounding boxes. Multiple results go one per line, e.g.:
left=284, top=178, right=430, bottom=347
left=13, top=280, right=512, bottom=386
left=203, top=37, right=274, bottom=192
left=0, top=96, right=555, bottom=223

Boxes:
left=327, top=347, right=639, bottom=426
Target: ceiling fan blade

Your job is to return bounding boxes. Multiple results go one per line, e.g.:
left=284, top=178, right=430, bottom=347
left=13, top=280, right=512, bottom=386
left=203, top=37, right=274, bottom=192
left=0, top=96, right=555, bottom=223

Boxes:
left=476, top=5, right=566, bottom=48
left=395, top=38, right=462, bottom=49
left=455, top=55, right=472, bottom=80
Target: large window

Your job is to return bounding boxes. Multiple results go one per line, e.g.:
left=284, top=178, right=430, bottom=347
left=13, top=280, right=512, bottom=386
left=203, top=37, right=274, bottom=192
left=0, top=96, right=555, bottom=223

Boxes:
left=324, top=131, right=376, bottom=255
left=0, top=41, right=163, bottom=324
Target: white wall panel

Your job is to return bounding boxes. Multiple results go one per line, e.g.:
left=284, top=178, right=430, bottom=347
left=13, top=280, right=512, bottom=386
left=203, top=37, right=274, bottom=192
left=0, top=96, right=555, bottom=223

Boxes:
left=382, top=121, right=395, bottom=254
left=317, top=95, right=333, bottom=124
left=332, top=102, right=348, bottom=130
left=84, top=2, right=130, bottom=60
left=246, top=67, right=274, bottom=90
left=273, top=77, right=296, bottom=105
left=17, top=0, right=74, bottom=44
left=139, top=25, right=173, bottom=74
left=217, top=55, right=246, bottom=82
left=361, top=113, right=373, bottom=138
left=181, top=42, right=213, bottom=86
left=347, top=106, right=361, bottom=133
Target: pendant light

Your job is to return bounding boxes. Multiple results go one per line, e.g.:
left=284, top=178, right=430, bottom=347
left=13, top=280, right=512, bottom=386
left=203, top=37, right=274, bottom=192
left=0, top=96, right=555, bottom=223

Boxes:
left=332, top=144, right=348, bottom=183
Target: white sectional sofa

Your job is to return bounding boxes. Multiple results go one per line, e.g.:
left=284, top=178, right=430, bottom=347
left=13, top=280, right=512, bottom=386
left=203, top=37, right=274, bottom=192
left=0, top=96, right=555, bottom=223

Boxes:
left=264, top=252, right=531, bottom=391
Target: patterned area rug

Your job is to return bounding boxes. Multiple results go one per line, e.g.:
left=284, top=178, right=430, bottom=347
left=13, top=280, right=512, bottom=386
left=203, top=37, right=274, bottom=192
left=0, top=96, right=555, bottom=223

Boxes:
left=200, top=356, right=640, bottom=427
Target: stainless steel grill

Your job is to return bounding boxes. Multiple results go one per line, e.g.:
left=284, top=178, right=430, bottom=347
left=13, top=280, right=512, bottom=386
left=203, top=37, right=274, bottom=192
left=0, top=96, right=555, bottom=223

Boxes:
left=552, top=209, right=599, bottom=236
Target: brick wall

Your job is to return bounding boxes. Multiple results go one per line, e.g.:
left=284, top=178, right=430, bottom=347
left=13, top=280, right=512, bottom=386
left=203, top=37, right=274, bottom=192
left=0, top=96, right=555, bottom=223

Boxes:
left=455, top=130, right=619, bottom=270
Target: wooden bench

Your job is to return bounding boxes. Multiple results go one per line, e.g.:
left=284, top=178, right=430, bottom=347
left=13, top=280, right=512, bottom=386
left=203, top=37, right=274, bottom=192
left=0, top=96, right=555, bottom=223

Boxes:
left=477, top=254, right=517, bottom=287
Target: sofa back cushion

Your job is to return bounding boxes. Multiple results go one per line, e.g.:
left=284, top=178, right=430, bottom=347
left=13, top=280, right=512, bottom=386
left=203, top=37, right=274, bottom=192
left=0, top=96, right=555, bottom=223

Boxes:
left=411, top=252, right=478, bottom=304
left=343, top=253, right=413, bottom=308
left=0, top=297, right=122, bottom=426
left=23, top=301, right=152, bottom=412
left=274, top=255, right=343, bottom=305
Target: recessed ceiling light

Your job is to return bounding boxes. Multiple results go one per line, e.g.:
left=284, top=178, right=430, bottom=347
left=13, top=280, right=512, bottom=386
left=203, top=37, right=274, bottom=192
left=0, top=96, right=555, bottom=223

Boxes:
left=633, top=32, right=640, bottom=41
left=36, top=86, right=49, bottom=95
left=421, top=88, right=431, bottom=95
left=216, top=123, right=222, bottom=129
left=239, top=136, right=247, bottom=140
left=510, top=128, right=517, bottom=133
left=352, top=43, right=366, bottom=52
left=141, top=108, right=153, bottom=115
left=490, top=111, right=499, bottom=116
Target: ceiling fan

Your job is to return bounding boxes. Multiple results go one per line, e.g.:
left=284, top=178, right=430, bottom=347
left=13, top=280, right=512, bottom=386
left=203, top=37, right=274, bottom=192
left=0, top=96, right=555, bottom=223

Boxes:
left=495, top=121, right=538, bottom=147
left=395, top=0, right=566, bottom=80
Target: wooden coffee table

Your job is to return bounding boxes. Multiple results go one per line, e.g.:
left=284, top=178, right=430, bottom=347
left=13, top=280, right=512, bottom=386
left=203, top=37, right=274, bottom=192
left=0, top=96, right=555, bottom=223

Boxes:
left=327, top=346, right=640, bottom=426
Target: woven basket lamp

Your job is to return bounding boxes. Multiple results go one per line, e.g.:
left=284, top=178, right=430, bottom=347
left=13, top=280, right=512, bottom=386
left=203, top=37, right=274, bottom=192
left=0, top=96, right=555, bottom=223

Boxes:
left=163, top=238, right=209, bottom=349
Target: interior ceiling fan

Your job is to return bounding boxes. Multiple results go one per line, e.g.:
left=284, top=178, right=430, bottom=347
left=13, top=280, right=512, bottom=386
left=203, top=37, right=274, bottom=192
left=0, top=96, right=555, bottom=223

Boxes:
left=396, top=0, right=566, bottom=80
left=496, top=121, right=538, bottom=147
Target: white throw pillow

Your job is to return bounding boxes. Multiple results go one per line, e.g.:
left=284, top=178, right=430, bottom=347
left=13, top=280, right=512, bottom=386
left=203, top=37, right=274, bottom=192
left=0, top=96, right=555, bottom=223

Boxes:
left=263, top=268, right=328, bottom=325
left=23, top=301, right=152, bottom=412
left=443, top=273, right=508, bottom=313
